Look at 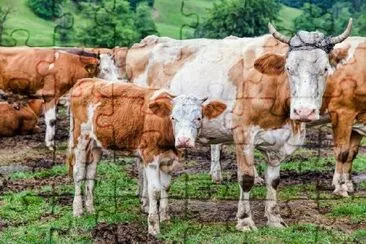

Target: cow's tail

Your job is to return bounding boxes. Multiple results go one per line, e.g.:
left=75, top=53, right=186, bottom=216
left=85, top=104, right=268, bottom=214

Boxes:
left=66, top=102, right=75, bottom=177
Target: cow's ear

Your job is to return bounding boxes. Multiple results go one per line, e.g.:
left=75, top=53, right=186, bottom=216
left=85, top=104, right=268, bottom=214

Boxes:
left=203, top=100, right=227, bottom=120
left=329, top=47, right=349, bottom=67
left=149, top=99, right=172, bottom=117
left=254, top=53, right=285, bottom=75
left=85, top=63, right=96, bottom=74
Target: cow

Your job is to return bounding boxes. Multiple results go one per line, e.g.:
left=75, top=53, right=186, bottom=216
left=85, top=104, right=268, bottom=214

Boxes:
left=126, top=19, right=352, bottom=231
left=67, top=78, right=227, bottom=235
left=0, top=99, right=44, bottom=137
left=59, top=47, right=128, bottom=81
left=321, top=36, right=366, bottom=197
left=0, top=47, right=99, bottom=149
left=126, top=35, right=253, bottom=183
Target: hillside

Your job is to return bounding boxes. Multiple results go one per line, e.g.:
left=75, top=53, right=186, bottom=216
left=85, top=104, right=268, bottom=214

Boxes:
left=0, top=0, right=302, bottom=46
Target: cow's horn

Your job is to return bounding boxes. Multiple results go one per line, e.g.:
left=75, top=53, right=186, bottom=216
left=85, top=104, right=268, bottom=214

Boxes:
left=268, top=23, right=290, bottom=44
left=329, top=18, right=352, bottom=45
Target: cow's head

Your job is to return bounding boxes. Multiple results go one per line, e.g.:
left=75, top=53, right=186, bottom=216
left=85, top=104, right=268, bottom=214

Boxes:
left=255, top=19, right=352, bottom=121
left=149, top=95, right=227, bottom=148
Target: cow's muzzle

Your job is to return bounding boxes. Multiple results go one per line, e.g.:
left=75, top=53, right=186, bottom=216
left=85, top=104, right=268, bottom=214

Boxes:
left=175, top=137, right=195, bottom=149
left=292, top=107, right=318, bottom=121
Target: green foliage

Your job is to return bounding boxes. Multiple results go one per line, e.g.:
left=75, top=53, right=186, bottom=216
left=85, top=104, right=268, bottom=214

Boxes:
left=194, top=0, right=281, bottom=38
left=27, top=0, right=64, bottom=20
left=294, top=1, right=366, bottom=36
left=77, top=0, right=158, bottom=48
left=129, top=0, right=154, bottom=10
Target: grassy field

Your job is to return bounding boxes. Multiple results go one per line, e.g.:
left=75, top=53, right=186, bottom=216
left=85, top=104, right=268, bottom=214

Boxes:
left=0, top=148, right=365, bottom=242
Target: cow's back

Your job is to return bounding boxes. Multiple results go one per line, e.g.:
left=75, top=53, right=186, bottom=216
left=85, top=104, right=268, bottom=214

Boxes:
left=71, top=78, right=171, bottom=151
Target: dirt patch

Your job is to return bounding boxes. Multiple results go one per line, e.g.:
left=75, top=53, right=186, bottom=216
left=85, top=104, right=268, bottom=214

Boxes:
left=168, top=199, right=364, bottom=232
left=0, top=175, right=71, bottom=194
left=92, top=222, right=161, bottom=244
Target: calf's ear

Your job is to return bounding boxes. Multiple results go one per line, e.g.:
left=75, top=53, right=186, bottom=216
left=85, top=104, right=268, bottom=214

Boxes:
left=203, top=101, right=227, bottom=120
left=254, top=53, right=285, bottom=75
left=329, top=46, right=350, bottom=67
left=149, top=99, right=172, bottom=117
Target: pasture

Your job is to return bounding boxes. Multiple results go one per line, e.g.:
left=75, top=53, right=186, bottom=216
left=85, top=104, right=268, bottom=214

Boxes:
left=0, top=107, right=365, bottom=243
left=0, top=0, right=366, bottom=243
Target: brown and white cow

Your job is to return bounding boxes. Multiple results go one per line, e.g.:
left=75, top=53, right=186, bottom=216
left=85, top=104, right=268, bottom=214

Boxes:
left=0, top=47, right=99, bottom=149
left=321, top=37, right=366, bottom=197
left=126, top=20, right=352, bottom=231
left=0, top=99, right=43, bottom=137
left=67, top=78, right=226, bottom=235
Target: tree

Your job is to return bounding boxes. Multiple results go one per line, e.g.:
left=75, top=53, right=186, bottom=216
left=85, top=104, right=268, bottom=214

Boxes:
left=135, top=2, right=158, bottom=38
left=129, top=0, right=154, bottom=10
left=293, top=3, right=333, bottom=34
left=194, top=0, right=281, bottom=38
left=77, top=0, right=158, bottom=48
left=27, top=0, right=64, bottom=20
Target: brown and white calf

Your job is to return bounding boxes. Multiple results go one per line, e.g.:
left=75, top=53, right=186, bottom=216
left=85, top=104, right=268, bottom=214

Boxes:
left=67, top=78, right=226, bottom=235
left=0, top=47, right=99, bottom=149
left=0, top=99, right=43, bottom=137
left=126, top=19, right=352, bottom=230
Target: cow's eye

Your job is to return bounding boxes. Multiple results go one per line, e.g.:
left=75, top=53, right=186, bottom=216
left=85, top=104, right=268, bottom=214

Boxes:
left=324, top=67, right=328, bottom=72
left=197, top=118, right=201, bottom=121
left=171, top=117, right=175, bottom=120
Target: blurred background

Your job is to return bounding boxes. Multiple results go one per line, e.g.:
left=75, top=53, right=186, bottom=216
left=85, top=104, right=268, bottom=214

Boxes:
left=0, top=0, right=365, bottom=47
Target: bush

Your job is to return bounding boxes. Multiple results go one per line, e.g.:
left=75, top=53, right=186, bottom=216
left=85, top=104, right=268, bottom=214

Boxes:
left=27, top=0, right=64, bottom=20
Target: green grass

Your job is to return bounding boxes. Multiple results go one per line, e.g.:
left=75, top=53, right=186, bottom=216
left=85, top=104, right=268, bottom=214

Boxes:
left=153, top=0, right=213, bottom=39
left=276, top=4, right=303, bottom=33
left=1, top=157, right=364, bottom=243
left=1, top=0, right=55, bottom=46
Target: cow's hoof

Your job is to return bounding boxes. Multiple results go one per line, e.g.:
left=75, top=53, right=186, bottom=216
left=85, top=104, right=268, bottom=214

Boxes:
left=148, top=225, right=160, bottom=236
left=73, top=209, right=83, bottom=217
left=346, top=182, right=354, bottom=193
left=267, top=220, right=287, bottom=228
left=254, top=176, right=264, bottom=185
left=85, top=205, right=95, bottom=213
left=333, top=188, right=349, bottom=197
left=160, top=213, right=171, bottom=222
left=236, top=218, right=257, bottom=232
left=211, top=171, right=223, bottom=184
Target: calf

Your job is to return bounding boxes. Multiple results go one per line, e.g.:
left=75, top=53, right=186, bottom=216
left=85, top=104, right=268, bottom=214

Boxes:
left=0, top=99, right=43, bottom=137
left=67, top=78, right=226, bottom=235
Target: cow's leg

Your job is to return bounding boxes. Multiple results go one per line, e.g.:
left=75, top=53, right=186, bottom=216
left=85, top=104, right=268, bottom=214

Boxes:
left=73, top=142, right=87, bottom=217
left=145, top=158, right=161, bottom=235
left=141, top=166, right=149, bottom=214
left=342, top=131, right=362, bottom=193
left=44, top=99, right=58, bottom=150
left=85, top=146, right=102, bottom=213
left=210, top=144, right=223, bottom=183
left=264, top=163, right=285, bottom=227
left=331, top=111, right=356, bottom=197
left=235, top=143, right=256, bottom=231
left=254, top=166, right=264, bottom=185
left=159, top=168, right=172, bottom=222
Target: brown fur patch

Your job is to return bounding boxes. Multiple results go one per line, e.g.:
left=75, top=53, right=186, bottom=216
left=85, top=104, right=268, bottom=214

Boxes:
left=254, top=53, right=285, bottom=75
left=202, top=101, right=227, bottom=120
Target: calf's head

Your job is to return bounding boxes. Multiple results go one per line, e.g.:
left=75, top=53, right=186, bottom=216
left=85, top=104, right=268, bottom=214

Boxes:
left=149, top=95, right=227, bottom=148
left=255, top=19, right=352, bottom=121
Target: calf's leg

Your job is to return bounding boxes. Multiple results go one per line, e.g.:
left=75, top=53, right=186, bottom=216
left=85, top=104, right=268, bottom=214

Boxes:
left=73, top=145, right=87, bottom=217
left=145, top=158, right=161, bottom=235
left=85, top=147, right=102, bottom=213
left=159, top=168, right=172, bottom=222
